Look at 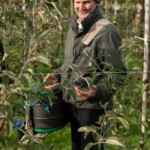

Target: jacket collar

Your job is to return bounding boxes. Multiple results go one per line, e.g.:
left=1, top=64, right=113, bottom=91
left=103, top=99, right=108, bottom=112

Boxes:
left=68, top=6, right=104, bottom=36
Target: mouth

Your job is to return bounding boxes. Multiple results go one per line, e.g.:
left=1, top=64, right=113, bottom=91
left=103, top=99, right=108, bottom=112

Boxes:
left=78, top=10, right=88, bottom=15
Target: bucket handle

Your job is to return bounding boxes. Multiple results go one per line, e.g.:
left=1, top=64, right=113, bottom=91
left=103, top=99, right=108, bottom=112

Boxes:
left=25, top=100, right=50, bottom=113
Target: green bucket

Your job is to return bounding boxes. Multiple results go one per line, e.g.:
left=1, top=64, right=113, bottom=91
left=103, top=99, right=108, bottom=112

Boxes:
left=28, top=82, right=69, bottom=133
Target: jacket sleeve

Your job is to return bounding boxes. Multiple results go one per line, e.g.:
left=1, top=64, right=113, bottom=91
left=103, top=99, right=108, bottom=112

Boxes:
left=53, top=67, right=62, bottom=83
left=91, top=26, right=127, bottom=104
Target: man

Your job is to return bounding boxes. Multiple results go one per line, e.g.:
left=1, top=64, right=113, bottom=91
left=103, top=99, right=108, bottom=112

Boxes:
left=44, top=0, right=126, bottom=149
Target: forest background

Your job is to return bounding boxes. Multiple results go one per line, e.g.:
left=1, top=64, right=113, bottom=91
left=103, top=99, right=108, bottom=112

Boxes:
left=0, top=0, right=150, bottom=150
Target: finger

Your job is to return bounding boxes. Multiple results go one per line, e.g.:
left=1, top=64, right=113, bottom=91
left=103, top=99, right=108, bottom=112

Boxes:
left=44, top=85, right=52, bottom=89
left=91, top=85, right=97, bottom=90
left=74, top=86, right=88, bottom=95
left=73, top=86, right=80, bottom=92
left=74, top=86, right=95, bottom=100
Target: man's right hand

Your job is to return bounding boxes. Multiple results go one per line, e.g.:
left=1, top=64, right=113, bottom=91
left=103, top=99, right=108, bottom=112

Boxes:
left=44, top=74, right=59, bottom=89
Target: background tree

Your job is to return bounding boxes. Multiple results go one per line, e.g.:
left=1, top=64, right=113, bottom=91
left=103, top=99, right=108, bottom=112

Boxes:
left=140, top=0, right=150, bottom=149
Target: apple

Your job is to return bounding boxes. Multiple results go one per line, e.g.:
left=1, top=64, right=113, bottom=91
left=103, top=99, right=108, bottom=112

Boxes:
left=44, top=45, right=49, bottom=49
left=33, top=11, right=38, bottom=15
left=37, top=25, right=42, bottom=30
left=38, top=7, right=43, bottom=11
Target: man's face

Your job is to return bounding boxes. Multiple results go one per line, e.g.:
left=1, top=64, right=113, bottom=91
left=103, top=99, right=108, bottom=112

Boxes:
left=74, top=0, right=97, bottom=22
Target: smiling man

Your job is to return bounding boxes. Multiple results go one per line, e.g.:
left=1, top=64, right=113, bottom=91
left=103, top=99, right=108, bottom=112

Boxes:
left=44, top=0, right=126, bottom=149
left=74, top=0, right=97, bottom=22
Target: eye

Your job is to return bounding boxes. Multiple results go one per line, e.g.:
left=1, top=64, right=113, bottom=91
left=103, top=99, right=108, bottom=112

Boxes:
left=83, top=1, right=90, bottom=5
left=74, top=1, right=80, bottom=4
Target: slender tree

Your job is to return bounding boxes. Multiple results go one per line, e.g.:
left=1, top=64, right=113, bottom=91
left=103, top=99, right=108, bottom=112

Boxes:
left=105, top=0, right=108, bottom=17
left=140, top=0, right=150, bottom=149
left=59, top=0, right=62, bottom=6
left=71, top=0, right=73, bottom=15
left=125, top=0, right=129, bottom=38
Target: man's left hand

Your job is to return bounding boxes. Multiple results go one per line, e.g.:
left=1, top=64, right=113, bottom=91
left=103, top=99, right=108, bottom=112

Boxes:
left=73, top=85, right=97, bottom=100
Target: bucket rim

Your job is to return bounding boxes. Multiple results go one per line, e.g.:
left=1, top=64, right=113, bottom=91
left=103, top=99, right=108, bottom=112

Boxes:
left=31, top=82, right=47, bottom=95
left=33, top=124, right=67, bottom=133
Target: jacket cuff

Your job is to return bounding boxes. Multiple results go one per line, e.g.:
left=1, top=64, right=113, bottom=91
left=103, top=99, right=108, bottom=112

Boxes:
left=53, top=69, right=61, bottom=82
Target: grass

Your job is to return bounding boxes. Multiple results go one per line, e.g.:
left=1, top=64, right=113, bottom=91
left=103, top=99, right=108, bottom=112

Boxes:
left=42, top=124, right=71, bottom=150
left=0, top=124, right=71, bottom=150
left=41, top=124, right=150, bottom=150
left=1, top=122, right=150, bottom=150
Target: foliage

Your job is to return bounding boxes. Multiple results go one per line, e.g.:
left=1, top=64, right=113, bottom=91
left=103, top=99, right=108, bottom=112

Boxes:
left=0, top=0, right=68, bottom=149
left=0, top=0, right=149, bottom=149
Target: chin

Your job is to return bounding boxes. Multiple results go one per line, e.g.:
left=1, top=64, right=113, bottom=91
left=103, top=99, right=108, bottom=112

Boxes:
left=78, top=15, right=89, bottom=21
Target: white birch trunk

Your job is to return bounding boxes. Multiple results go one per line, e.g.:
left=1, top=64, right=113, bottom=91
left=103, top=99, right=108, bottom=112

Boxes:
left=140, top=0, right=150, bottom=149
left=23, top=0, right=26, bottom=29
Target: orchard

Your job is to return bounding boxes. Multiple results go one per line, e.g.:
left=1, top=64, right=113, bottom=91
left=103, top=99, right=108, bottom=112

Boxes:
left=0, top=0, right=149, bottom=150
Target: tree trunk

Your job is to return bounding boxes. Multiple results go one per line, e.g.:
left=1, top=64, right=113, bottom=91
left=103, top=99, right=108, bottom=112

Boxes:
left=71, top=0, right=73, bottom=15
left=140, top=0, right=150, bottom=149
left=125, top=0, right=129, bottom=38
left=105, top=0, right=108, bottom=17
left=59, top=0, right=61, bottom=7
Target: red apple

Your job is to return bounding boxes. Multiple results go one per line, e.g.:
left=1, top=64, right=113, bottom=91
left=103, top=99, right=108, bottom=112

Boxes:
left=33, top=11, right=37, bottom=15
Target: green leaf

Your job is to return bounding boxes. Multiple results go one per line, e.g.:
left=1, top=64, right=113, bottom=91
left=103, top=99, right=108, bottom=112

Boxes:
left=3, top=102, right=13, bottom=136
left=78, top=126, right=98, bottom=135
left=2, top=70, right=16, bottom=80
left=108, top=116, right=129, bottom=130
left=105, top=136, right=124, bottom=147
left=84, top=142, right=96, bottom=150
left=22, top=73, right=32, bottom=87
left=24, top=35, right=34, bottom=49
left=50, top=2, right=63, bottom=18
left=117, top=117, right=129, bottom=130
left=83, top=49, right=90, bottom=56
left=47, top=90, right=55, bottom=106
left=34, top=73, right=44, bottom=84
left=80, top=77, right=93, bottom=89
left=28, top=1, right=35, bottom=10
left=27, top=68, right=34, bottom=75
left=38, top=11, right=46, bottom=23
left=102, top=122, right=113, bottom=137
left=19, top=135, right=30, bottom=145
left=69, top=63, right=80, bottom=72
left=12, top=87, right=23, bottom=95
left=29, top=55, right=52, bottom=67
left=0, top=84, right=5, bottom=89
left=67, top=88, right=76, bottom=103
left=62, top=79, right=70, bottom=87
left=14, top=30, right=24, bottom=41
left=36, top=29, right=51, bottom=42
left=69, top=63, right=82, bottom=77
left=1, top=75, right=10, bottom=85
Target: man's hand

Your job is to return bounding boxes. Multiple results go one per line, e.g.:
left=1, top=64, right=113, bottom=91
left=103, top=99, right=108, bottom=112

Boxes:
left=44, top=74, right=59, bottom=89
left=73, top=85, right=97, bottom=100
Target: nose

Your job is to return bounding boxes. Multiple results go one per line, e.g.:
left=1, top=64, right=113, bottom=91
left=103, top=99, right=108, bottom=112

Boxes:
left=78, top=3, right=85, bottom=10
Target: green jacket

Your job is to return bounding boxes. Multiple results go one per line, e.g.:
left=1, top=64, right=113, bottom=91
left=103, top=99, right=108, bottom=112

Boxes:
left=55, top=7, right=126, bottom=110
